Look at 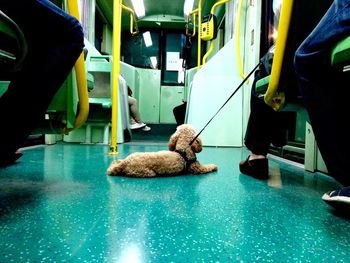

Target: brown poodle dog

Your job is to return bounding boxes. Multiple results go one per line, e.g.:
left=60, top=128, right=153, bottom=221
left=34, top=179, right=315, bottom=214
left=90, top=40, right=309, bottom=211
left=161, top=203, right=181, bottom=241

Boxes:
left=107, top=124, right=218, bottom=177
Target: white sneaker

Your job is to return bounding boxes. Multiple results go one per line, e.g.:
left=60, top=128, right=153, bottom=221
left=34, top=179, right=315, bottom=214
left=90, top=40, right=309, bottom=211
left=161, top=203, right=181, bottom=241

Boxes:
left=130, top=122, right=146, bottom=130
left=142, top=125, right=151, bottom=131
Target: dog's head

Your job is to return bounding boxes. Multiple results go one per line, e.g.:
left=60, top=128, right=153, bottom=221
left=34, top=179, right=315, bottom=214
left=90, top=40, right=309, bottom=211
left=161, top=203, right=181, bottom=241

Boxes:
left=168, top=124, right=202, bottom=160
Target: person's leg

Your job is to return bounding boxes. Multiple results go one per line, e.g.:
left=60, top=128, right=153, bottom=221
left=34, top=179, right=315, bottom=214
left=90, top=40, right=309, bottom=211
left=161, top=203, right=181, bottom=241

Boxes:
left=244, top=92, right=281, bottom=157
left=128, top=96, right=142, bottom=123
left=240, top=78, right=285, bottom=179
left=0, top=0, right=84, bottom=158
left=127, top=96, right=150, bottom=130
left=294, top=0, right=350, bottom=186
left=173, top=102, right=187, bottom=126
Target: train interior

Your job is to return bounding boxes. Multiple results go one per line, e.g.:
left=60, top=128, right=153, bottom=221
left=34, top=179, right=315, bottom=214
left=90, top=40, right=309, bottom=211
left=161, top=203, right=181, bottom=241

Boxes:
left=1, top=0, right=350, bottom=261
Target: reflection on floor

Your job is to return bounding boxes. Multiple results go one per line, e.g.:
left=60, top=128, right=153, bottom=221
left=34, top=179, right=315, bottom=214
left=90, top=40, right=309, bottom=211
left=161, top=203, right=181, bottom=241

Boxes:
left=0, top=142, right=349, bottom=262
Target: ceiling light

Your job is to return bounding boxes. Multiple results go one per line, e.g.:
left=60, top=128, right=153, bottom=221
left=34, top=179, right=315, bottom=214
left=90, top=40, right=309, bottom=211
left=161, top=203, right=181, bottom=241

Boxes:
left=131, top=0, right=145, bottom=18
left=184, top=0, right=194, bottom=16
left=150, top=56, right=158, bottom=69
left=143, top=31, right=153, bottom=47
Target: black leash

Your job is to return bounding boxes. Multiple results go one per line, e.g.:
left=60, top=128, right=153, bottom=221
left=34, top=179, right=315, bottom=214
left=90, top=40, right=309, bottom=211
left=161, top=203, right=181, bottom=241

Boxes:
left=189, top=61, right=262, bottom=146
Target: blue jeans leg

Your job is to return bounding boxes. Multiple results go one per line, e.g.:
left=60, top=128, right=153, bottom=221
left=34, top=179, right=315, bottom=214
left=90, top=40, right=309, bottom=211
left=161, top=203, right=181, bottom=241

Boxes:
left=0, top=0, right=84, bottom=154
left=294, top=0, right=350, bottom=185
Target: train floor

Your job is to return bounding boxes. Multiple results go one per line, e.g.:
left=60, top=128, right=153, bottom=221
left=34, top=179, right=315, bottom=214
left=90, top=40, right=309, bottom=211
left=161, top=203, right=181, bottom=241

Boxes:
left=0, top=141, right=349, bottom=262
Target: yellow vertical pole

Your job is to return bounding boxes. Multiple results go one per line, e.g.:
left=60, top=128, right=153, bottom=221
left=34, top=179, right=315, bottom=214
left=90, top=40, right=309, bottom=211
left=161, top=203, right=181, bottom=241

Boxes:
left=110, top=0, right=122, bottom=155
left=235, top=0, right=245, bottom=79
left=264, top=0, right=294, bottom=111
left=197, top=0, right=202, bottom=71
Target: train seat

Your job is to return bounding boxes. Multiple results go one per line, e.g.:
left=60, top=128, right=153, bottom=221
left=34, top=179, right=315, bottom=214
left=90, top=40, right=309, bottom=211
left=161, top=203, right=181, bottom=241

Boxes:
left=64, top=54, right=131, bottom=144
left=259, top=0, right=333, bottom=111
left=0, top=9, right=27, bottom=75
left=0, top=9, right=27, bottom=99
left=86, top=72, right=94, bottom=92
left=255, top=20, right=350, bottom=97
left=256, top=35, right=350, bottom=104
left=252, top=0, right=333, bottom=160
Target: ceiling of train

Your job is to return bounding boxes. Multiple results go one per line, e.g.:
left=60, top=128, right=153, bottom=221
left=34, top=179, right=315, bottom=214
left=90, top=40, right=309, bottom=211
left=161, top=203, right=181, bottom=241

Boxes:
left=96, top=0, right=218, bottom=30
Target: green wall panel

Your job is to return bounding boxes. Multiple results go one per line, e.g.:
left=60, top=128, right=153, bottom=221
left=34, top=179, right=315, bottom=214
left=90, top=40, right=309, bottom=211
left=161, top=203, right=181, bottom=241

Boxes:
left=136, top=68, right=161, bottom=123
left=159, top=86, right=184, bottom=124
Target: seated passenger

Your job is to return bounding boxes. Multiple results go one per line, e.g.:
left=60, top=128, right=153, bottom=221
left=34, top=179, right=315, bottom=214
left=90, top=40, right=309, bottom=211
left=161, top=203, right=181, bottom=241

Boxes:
left=0, top=0, right=84, bottom=167
left=239, top=49, right=289, bottom=180
left=241, top=0, right=350, bottom=212
left=173, top=100, right=187, bottom=126
left=127, top=86, right=151, bottom=131
left=294, top=0, right=350, bottom=211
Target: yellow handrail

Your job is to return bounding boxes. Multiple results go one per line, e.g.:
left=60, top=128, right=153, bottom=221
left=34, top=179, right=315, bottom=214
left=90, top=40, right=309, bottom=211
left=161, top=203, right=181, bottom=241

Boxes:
left=235, top=0, right=245, bottom=79
left=66, top=0, right=89, bottom=132
left=202, top=41, right=214, bottom=64
left=110, top=0, right=122, bottom=155
left=202, top=0, right=231, bottom=65
left=264, top=0, right=294, bottom=111
left=197, top=0, right=203, bottom=71
left=121, top=4, right=139, bottom=36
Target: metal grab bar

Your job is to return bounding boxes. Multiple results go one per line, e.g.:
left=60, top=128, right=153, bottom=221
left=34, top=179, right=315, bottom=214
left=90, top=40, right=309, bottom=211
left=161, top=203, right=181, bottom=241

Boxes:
left=65, top=0, right=89, bottom=133
left=0, top=9, right=27, bottom=72
left=121, top=4, right=139, bottom=36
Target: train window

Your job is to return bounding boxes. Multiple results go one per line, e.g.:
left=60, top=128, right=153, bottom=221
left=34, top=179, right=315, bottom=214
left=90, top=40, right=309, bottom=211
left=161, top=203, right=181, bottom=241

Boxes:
left=269, top=0, right=282, bottom=45
left=121, top=30, right=160, bottom=69
left=161, top=32, right=185, bottom=85
left=260, top=0, right=282, bottom=55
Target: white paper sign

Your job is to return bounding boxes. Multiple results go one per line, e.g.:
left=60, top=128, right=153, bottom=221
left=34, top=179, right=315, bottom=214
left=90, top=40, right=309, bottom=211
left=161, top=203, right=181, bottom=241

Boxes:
left=166, top=52, right=180, bottom=71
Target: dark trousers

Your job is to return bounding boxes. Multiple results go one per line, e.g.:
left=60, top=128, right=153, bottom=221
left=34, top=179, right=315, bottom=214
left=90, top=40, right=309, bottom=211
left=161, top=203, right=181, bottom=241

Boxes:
left=0, top=0, right=84, bottom=154
left=244, top=76, right=287, bottom=156
left=294, top=0, right=350, bottom=186
left=173, top=102, right=187, bottom=126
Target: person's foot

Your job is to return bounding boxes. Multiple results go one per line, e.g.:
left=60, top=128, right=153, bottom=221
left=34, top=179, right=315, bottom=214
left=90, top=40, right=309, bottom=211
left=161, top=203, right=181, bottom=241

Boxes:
left=239, top=155, right=268, bottom=179
left=0, top=151, right=23, bottom=167
left=130, top=122, right=146, bottom=130
left=322, top=186, right=350, bottom=211
left=142, top=125, right=151, bottom=131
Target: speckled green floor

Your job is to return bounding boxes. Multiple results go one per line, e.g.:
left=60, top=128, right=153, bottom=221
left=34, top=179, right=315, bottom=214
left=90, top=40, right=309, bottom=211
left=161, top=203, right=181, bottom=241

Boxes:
left=0, top=143, right=349, bottom=262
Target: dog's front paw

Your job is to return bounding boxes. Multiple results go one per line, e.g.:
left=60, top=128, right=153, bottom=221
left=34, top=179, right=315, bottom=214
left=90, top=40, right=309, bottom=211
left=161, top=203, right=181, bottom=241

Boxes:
left=209, top=164, right=218, bottom=171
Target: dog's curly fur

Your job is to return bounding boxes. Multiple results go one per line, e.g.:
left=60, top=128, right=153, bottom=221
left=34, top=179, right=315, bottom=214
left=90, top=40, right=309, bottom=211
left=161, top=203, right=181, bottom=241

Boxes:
left=107, top=124, right=218, bottom=177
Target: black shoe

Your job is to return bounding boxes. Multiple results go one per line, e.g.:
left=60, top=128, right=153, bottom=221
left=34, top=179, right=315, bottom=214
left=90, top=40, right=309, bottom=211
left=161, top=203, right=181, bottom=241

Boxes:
left=0, top=151, right=23, bottom=167
left=239, top=156, right=268, bottom=180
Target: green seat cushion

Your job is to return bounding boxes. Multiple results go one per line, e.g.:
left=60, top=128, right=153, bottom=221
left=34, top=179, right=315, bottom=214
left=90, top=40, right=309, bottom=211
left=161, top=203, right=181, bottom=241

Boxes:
left=255, top=75, right=270, bottom=95
left=331, top=35, right=350, bottom=66
left=86, top=72, right=94, bottom=92
left=89, top=98, right=112, bottom=109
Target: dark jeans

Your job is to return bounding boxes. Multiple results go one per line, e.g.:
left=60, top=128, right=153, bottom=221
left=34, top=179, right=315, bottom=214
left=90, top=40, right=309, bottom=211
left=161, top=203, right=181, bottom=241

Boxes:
left=294, top=0, right=350, bottom=186
left=0, top=0, right=84, bottom=155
